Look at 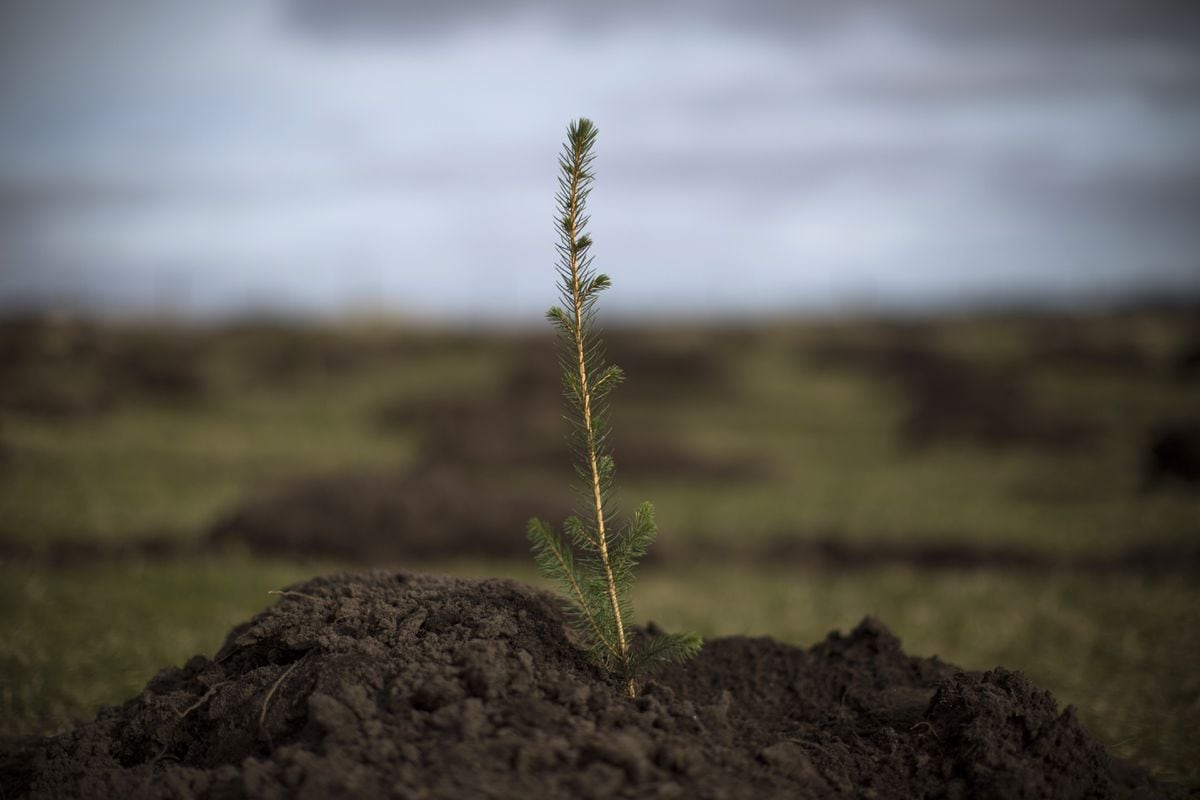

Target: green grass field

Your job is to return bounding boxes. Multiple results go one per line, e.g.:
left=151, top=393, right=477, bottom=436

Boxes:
left=1, top=311, right=1197, bottom=787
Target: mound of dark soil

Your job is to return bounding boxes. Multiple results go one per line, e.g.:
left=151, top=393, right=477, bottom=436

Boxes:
left=210, top=323, right=466, bottom=387
left=804, top=334, right=1094, bottom=451
left=3, top=572, right=1177, bottom=799
left=374, top=350, right=768, bottom=484
left=208, top=469, right=576, bottom=562
left=206, top=459, right=766, bottom=564
left=0, top=317, right=206, bottom=419
left=1144, top=422, right=1200, bottom=488
left=375, top=393, right=766, bottom=483
left=1022, top=318, right=1153, bottom=374
left=1177, top=341, right=1200, bottom=380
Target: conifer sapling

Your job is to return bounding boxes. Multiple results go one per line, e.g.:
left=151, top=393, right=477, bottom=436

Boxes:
left=528, top=118, right=702, bottom=697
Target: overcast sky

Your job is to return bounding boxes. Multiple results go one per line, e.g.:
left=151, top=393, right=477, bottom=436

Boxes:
left=1, top=1, right=1198, bottom=320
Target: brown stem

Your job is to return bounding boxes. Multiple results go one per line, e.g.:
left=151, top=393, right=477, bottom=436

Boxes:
left=566, top=133, right=633, bottom=697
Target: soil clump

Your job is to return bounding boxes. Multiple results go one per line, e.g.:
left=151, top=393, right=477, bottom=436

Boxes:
left=2, top=571, right=1179, bottom=799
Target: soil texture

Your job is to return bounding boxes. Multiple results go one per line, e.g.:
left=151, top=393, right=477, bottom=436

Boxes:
left=2, top=571, right=1180, bottom=799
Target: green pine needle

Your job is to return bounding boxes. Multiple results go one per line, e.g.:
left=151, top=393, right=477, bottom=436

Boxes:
left=527, top=117, right=702, bottom=697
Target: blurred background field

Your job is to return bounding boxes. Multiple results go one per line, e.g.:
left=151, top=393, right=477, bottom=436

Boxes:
left=1, top=310, right=1198, bottom=785
left=3, top=0, right=1200, bottom=791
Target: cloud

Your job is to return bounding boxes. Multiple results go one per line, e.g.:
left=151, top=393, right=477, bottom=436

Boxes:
left=0, top=2, right=1197, bottom=318
left=279, top=0, right=1200, bottom=50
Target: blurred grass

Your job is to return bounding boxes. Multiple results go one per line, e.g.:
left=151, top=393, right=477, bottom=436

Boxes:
left=0, top=322, right=502, bottom=544
left=0, top=557, right=1195, bottom=787
left=1, top=314, right=1197, bottom=552
left=0, top=558, right=317, bottom=734
left=1, top=406, right=407, bottom=543
left=1, top=310, right=1198, bottom=788
left=662, top=316, right=1200, bottom=553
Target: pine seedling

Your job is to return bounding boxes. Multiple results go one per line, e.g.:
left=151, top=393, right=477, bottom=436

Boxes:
left=527, top=118, right=702, bottom=698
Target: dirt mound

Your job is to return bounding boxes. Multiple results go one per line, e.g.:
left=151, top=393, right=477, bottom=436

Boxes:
left=1144, top=422, right=1200, bottom=488
left=208, top=469, right=576, bottom=561
left=1177, top=340, right=1200, bottom=380
left=375, top=393, right=765, bottom=483
left=1022, top=318, right=1153, bottom=374
left=3, top=572, right=1177, bottom=799
left=374, top=351, right=768, bottom=484
left=804, top=333, right=1094, bottom=451
left=205, top=460, right=763, bottom=564
left=0, top=317, right=206, bottom=419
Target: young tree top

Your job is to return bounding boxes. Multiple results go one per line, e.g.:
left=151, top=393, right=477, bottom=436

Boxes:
left=527, top=118, right=701, bottom=697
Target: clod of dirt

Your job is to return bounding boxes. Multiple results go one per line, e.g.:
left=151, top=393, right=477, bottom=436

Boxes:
left=2, top=571, right=1178, bottom=799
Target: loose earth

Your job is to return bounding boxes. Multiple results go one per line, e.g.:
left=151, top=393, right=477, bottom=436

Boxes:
left=1, top=571, right=1180, bottom=799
